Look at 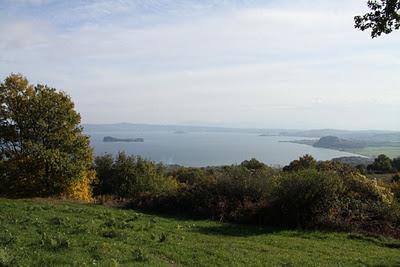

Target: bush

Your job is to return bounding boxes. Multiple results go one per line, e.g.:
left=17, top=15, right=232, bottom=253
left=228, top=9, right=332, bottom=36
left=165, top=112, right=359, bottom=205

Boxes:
left=283, top=154, right=317, bottom=172
left=168, top=167, right=213, bottom=185
left=94, top=152, right=178, bottom=198
left=392, top=157, right=400, bottom=172
left=132, top=164, right=277, bottom=222
left=390, top=182, right=400, bottom=203
left=131, top=159, right=400, bottom=237
left=392, top=173, right=400, bottom=183
left=63, top=170, right=96, bottom=202
left=265, top=170, right=345, bottom=228
left=264, top=170, right=398, bottom=234
left=367, top=154, right=394, bottom=173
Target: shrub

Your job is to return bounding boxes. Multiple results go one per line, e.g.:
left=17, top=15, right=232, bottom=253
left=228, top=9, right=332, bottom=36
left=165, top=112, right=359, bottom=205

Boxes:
left=130, top=157, right=400, bottom=238
left=265, top=170, right=397, bottom=234
left=266, top=170, right=346, bottom=228
left=94, top=152, right=178, bottom=198
left=63, top=169, right=96, bottom=202
left=390, top=182, right=400, bottom=203
left=283, top=154, right=317, bottom=172
left=132, top=162, right=277, bottom=222
left=392, top=173, right=400, bottom=183
left=168, top=167, right=213, bottom=185
left=392, top=157, right=400, bottom=172
left=367, top=154, right=393, bottom=173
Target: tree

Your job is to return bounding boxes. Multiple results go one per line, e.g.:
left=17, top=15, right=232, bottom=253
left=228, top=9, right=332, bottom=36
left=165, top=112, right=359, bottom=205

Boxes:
left=283, top=154, right=317, bottom=172
left=241, top=158, right=266, bottom=170
left=94, top=152, right=175, bottom=198
left=392, top=157, right=400, bottom=172
left=355, top=0, right=400, bottom=38
left=367, top=154, right=393, bottom=173
left=0, top=74, right=94, bottom=197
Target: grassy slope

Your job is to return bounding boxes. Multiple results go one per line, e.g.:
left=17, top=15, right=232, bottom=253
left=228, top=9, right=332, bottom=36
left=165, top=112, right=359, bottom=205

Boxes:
left=284, top=140, right=400, bottom=158
left=0, top=199, right=400, bottom=267
left=349, top=147, right=400, bottom=159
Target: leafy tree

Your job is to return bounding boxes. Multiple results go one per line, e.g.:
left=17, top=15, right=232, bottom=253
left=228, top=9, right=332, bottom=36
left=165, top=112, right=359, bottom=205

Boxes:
left=283, top=154, right=317, bottom=172
left=355, top=0, right=400, bottom=38
left=170, top=167, right=212, bottom=185
left=240, top=158, right=266, bottom=170
left=0, top=74, right=93, bottom=197
left=392, top=156, right=400, bottom=172
left=94, top=152, right=176, bottom=197
left=393, top=173, right=400, bottom=182
left=367, top=154, right=393, bottom=173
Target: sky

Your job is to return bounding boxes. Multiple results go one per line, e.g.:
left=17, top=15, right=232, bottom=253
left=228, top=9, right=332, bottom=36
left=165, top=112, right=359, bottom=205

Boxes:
left=0, top=0, right=399, bottom=130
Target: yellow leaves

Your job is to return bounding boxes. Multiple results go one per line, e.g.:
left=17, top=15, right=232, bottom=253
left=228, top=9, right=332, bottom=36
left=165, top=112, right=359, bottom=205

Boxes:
left=63, top=170, right=96, bottom=202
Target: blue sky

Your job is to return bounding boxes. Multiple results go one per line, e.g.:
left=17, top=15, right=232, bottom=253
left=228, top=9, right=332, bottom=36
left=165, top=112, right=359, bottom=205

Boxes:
left=1, top=0, right=399, bottom=130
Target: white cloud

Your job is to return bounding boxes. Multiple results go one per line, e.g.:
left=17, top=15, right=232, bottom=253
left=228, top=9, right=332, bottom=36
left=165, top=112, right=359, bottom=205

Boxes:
left=8, top=0, right=49, bottom=5
left=0, top=20, right=51, bottom=50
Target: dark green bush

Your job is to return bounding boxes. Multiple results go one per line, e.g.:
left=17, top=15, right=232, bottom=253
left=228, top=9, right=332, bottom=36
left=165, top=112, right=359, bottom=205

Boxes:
left=132, top=164, right=276, bottom=222
left=94, top=152, right=177, bottom=198
left=392, top=173, right=400, bottom=183
left=265, top=170, right=345, bottom=228
left=368, top=154, right=394, bottom=173
left=283, top=154, right=317, bottom=172
left=127, top=157, right=400, bottom=238
left=168, top=167, right=213, bottom=185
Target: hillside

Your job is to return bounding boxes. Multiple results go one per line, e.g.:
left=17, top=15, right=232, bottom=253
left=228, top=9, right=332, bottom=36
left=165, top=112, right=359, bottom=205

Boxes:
left=1, top=199, right=399, bottom=266
left=313, top=136, right=366, bottom=149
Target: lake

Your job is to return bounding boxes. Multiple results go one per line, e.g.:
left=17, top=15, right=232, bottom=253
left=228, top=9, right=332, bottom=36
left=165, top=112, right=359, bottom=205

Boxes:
left=85, top=130, right=363, bottom=167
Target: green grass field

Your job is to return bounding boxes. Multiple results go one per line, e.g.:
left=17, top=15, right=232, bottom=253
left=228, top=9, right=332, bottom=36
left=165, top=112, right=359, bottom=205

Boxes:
left=1, top=199, right=400, bottom=266
left=349, top=147, right=400, bottom=159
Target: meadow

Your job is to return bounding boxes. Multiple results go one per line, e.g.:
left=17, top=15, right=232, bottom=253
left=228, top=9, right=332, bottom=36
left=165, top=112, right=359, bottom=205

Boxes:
left=1, top=198, right=400, bottom=267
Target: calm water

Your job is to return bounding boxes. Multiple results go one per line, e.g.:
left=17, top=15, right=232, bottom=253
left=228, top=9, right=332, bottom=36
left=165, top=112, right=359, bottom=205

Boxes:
left=86, top=131, right=362, bottom=167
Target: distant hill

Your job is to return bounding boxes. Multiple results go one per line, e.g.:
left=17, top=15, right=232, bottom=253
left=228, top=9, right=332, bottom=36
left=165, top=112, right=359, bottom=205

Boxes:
left=83, top=123, right=269, bottom=134
left=313, top=136, right=367, bottom=149
left=83, top=123, right=400, bottom=144
left=280, top=129, right=400, bottom=142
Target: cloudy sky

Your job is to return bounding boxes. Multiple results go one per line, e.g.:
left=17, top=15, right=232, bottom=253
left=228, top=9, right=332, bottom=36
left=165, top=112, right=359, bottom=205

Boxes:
left=0, top=0, right=399, bottom=130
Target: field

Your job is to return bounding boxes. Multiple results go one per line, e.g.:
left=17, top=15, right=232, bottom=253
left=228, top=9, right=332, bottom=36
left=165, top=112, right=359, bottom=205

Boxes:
left=349, top=147, right=400, bottom=159
left=1, top=199, right=400, bottom=266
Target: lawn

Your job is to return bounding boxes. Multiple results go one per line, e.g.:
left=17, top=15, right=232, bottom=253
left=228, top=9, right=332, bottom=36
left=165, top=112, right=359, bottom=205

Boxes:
left=0, top=199, right=399, bottom=266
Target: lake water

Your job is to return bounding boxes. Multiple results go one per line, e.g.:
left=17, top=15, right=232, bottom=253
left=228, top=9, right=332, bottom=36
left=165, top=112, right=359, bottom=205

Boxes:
left=86, top=130, right=362, bottom=167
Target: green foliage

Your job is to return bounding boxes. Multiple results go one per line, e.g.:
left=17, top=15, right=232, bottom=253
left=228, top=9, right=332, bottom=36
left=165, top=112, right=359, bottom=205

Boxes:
left=355, top=0, right=400, bottom=38
left=267, top=170, right=345, bottom=228
left=94, top=152, right=177, bottom=198
left=392, top=157, right=400, bottom=172
left=168, top=167, right=212, bottom=185
left=240, top=158, right=266, bottom=170
left=0, top=74, right=93, bottom=198
left=283, top=154, right=317, bottom=172
left=132, top=157, right=399, bottom=236
left=368, top=154, right=394, bottom=173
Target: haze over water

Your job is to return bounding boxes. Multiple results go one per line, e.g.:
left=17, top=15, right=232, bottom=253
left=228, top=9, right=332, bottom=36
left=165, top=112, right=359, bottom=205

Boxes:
left=87, top=130, right=361, bottom=167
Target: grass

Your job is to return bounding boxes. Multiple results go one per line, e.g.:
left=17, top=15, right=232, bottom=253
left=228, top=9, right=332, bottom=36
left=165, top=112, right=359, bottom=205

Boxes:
left=0, top=199, right=400, bottom=266
left=349, top=147, right=400, bottom=158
